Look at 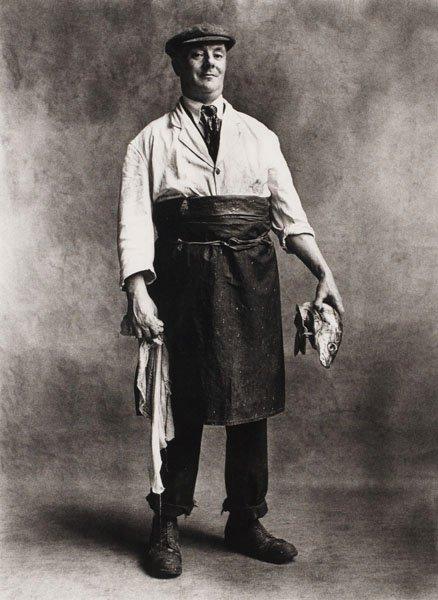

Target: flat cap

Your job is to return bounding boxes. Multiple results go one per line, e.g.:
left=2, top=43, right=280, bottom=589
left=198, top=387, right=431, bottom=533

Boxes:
left=165, top=23, right=235, bottom=57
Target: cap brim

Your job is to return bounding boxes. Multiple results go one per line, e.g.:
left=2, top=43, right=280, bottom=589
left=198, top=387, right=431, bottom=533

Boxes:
left=181, top=35, right=234, bottom=47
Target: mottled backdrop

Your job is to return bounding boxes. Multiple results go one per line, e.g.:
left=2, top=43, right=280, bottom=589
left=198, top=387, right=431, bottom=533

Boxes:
left=1, top=0, right=437, bottom=510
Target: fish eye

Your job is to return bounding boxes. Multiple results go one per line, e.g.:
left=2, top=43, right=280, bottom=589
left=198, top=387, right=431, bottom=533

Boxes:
left=328, top=343, right=337, bottom=353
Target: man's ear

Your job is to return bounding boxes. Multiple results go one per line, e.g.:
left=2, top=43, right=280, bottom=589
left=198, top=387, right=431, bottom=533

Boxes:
left=171, top=56, right=181, bottom=77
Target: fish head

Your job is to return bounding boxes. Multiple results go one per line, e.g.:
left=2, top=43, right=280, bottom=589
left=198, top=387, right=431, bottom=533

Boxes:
left=313, top=304, right=343, bottom=368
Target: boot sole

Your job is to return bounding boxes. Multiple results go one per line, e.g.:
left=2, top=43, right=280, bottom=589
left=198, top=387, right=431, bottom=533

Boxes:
left=150, top=567, right=182, bottom=579
left=146, top=557, right=182, bottom=579
left=224, top=539, right=298, bottom=564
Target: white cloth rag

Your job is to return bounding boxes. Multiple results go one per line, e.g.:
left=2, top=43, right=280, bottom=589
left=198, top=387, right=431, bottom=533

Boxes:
left=136, top=337, right=174, bottom=494
left=120, top=315, right=174, bottom=494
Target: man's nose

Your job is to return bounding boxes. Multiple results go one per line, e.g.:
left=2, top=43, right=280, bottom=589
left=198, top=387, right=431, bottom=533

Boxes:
left=203, top=53, right=214, bottom=68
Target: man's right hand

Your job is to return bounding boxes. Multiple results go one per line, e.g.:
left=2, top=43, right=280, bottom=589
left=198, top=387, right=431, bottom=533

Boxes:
left=125, top=273, right=164, bottom=340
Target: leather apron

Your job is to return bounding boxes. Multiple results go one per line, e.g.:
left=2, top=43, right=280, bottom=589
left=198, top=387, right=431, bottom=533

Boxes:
left=148, top=195, right=285, bottom=426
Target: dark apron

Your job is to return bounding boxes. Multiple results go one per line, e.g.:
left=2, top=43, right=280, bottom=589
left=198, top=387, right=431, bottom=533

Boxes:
left=148, top=195, right=285, bottom=426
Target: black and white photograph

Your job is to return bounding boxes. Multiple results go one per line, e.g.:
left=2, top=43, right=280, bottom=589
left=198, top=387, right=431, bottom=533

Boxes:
left=1, top=1, right=437, bottom=599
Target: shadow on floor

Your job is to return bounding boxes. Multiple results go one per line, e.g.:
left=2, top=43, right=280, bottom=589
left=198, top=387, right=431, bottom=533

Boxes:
left=39, top=503, right=147, bottom=558
left=33, top=501, right=229, bottom=579
left=180, top=524, right=226, bottom=553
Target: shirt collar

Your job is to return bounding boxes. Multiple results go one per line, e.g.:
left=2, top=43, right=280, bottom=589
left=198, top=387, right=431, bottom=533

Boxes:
left=181, top=94, right=225, bottom=122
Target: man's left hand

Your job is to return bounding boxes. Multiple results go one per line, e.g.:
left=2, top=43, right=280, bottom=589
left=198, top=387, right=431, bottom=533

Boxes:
left=314, top=272, right=344, bottom=316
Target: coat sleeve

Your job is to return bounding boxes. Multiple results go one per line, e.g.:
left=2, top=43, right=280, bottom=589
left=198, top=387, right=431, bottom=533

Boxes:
left=117, top=141, right=156, bottom=289
left=266, top=132, right=315, bottom=250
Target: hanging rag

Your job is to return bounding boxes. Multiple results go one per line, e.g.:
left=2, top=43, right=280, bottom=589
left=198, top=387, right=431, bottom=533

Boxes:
left=120, top=314, right=174, bottom=494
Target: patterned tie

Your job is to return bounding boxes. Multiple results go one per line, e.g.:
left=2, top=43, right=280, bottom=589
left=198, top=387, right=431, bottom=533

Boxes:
left=200, top=104, right=221, bottom=163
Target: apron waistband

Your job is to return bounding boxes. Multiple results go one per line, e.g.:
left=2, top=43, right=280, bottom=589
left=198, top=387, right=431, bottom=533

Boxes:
left=154, top=195, right=271, bottom=222
left=168, top=231, right=272, bottom=252
left=154, top=195, right=272, bottom=244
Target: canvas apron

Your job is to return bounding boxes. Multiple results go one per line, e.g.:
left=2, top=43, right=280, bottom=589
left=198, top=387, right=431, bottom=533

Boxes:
left=148, top=195, right=285, bottom=426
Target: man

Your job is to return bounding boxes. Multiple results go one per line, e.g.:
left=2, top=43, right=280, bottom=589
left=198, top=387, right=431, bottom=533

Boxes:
left=118, top=24, right=344, bottom=578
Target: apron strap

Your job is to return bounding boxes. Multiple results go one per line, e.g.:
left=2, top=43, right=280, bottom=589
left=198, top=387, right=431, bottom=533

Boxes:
left=170, top=231, right=272, bottom=252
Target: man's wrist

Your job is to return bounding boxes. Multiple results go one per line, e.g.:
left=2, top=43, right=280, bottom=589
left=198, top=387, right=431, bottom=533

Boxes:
left=316, top=267, right=332, bottom=281
left=125, top=272, right=148, bottom=294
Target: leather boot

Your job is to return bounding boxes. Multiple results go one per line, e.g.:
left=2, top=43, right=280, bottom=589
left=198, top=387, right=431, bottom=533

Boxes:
left=224, top=515, right=298, bottom=564
left=146, top=514, right=182, bottom=578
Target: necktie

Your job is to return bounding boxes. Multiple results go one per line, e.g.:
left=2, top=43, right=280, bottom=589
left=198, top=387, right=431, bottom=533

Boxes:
left=200, top=105, right=221, bottom=163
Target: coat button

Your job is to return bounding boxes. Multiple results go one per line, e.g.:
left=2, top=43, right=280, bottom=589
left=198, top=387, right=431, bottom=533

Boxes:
left=215, top=167, right=221, bottom=174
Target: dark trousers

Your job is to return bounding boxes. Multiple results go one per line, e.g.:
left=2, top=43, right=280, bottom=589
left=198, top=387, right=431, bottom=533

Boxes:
left=147, top=417, right=268, bottom=521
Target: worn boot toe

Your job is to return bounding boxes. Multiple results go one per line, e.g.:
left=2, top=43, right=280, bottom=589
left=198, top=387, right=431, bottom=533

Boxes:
left=224, top=517, right=297, bottom=564
left=147, top=545, right=182, bottom=578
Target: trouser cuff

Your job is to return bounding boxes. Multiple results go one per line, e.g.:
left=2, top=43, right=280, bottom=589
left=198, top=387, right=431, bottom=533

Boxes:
left=221, top=498, right=268, bottom=521
left=146, top=491, right=196, bottom=517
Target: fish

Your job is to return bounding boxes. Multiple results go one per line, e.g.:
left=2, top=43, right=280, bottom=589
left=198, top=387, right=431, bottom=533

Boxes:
left=294, top=302, right=343, bottom=368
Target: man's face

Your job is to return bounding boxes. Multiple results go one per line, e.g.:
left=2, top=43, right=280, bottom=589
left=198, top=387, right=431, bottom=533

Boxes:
left=173, top=43, right=227, bottom=100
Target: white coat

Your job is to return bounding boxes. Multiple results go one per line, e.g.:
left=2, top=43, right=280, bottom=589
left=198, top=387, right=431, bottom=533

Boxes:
left=117, top=97, right=314, bottom=288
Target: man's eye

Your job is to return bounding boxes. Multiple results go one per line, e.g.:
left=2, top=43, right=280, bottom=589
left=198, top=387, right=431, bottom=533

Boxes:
left=214, top=54, right=224, bottom=59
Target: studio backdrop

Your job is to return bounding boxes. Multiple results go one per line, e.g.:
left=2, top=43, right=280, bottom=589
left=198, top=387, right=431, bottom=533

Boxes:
left=1, top=0, right=436, bottom=504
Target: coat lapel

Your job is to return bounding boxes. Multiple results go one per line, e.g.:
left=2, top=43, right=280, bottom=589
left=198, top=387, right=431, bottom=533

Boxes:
left=215, top=99, right=242, bottom=165
left=170, top=100, right=214, bottom=168
left=169, top=98, right=243, bottom=168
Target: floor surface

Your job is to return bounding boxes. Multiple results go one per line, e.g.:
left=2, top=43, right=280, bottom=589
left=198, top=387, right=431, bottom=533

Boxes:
left=1, top=480, right=436, bottom=600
